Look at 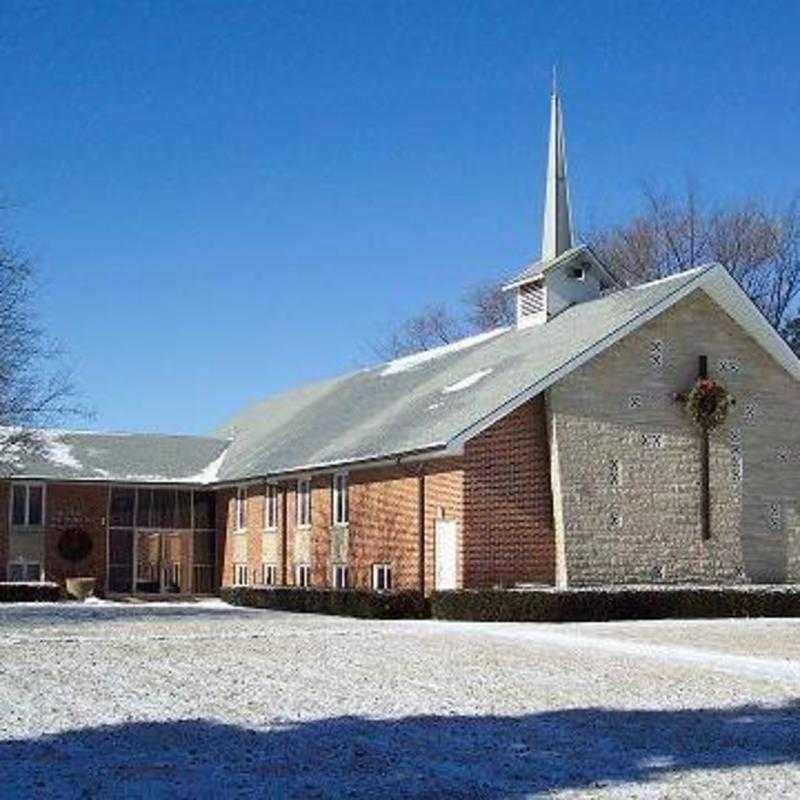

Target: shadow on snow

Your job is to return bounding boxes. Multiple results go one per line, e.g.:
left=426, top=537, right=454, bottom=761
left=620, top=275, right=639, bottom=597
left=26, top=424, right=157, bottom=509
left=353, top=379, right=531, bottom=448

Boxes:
left=1, top=702, right=800, bottom=799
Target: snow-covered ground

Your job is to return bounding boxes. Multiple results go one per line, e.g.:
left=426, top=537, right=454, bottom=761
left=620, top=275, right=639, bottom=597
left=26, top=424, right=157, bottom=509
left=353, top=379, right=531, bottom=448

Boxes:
left=1, top=602, right=799, bottom=799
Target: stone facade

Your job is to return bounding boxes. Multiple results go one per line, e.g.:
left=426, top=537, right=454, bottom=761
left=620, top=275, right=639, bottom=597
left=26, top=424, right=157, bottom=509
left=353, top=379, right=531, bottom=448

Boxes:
left=547, top=289, right=800, bottom=586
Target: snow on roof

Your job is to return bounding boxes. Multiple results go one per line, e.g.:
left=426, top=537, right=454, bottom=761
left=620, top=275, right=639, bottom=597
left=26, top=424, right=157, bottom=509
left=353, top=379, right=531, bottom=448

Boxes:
left=11, top=264, right=793, bottom=486
left=213, top=265, right=732, bottom=481
left=442, top=369, right=493, bottom=394
left=380, top=329, right=508, bottom=376
left=7, top=429, right=230, bottom=484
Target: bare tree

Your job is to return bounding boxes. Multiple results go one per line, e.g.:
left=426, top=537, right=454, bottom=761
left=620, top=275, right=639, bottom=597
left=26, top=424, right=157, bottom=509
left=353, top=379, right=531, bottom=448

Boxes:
left=463, top=280, right=515, bottom=331
left=0, top=213, right=82, bottom=465
left=590, top=187, right=800, bottom=335
left=370, top=303, right=465, bottom=360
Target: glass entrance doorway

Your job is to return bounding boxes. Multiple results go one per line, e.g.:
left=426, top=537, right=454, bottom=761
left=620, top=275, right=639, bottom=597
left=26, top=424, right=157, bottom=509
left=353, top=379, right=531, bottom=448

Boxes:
left=135, top=531, right=188, bottom=594
left=106, top=487, right=218, bottom=596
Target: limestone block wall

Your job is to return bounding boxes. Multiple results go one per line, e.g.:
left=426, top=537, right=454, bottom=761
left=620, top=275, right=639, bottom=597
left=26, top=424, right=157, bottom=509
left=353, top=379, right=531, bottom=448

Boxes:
left=547, top=289, right=800, bottom=586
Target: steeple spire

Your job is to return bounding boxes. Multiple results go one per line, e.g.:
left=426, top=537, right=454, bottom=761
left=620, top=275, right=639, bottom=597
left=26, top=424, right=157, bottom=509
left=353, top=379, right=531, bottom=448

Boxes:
left=541, top=71, right=573, bottom=261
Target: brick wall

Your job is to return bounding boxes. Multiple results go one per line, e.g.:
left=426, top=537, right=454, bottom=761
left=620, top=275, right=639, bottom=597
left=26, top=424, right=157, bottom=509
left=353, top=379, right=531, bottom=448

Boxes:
left=462, top=396, right=555, bottom=588
left=44, top=483, right=108, bottom=586
left=548, top=289, right=800, bottom=586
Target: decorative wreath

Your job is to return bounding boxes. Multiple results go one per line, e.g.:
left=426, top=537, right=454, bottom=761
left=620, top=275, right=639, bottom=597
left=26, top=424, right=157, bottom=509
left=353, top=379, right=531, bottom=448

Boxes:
left=57, top=528, right=93, bottom=563
left=680, top=378, right=733, bottom=431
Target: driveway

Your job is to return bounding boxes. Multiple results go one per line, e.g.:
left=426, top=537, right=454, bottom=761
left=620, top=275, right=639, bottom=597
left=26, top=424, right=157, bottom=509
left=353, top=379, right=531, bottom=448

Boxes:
left=1, top=600, right=799, bottom=798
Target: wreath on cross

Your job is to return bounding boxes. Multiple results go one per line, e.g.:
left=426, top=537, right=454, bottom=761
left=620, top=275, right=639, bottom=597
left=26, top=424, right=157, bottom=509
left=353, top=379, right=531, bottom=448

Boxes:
left=677, top=378, right=733, bottom=431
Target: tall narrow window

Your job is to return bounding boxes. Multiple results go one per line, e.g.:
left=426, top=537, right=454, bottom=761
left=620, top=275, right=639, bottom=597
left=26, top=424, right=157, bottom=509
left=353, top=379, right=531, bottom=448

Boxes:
left=264, top=483, right=279, bottom=530
left=296, top=479, right=311, bottom=527
left=11, top=484, right=45, bottom=527
left=235, top=486, right=247, bottom=532
left=332, top=473, right=348, bottom=526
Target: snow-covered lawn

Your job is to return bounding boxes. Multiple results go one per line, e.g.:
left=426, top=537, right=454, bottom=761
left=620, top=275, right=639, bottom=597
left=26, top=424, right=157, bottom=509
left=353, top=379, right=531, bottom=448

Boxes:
left=1, top=602, right=799, bottom=798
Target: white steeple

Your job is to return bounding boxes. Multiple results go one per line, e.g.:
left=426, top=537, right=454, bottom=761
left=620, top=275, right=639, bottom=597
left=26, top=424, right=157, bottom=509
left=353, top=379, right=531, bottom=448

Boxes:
left=541, top=69, right=573, bottom=261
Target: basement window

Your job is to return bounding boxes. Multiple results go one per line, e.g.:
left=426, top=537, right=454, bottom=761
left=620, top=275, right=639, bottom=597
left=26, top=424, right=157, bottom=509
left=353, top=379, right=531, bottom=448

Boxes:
left=372, top=564, right=393, bottom=592
left=233, top=563, right=249, bottom=586
left=261, top=563, right=277, bottom=586
left=7, top=559, right=41, bottom=582
left=332, top=473, right=349, bottom=526
left=296, top=479, right=311, bottom=528
left=11, top=483, right=45, bottom=527
left=332, top=564, right=350, bottom=589
left=295, top=563, right=311, bottom=588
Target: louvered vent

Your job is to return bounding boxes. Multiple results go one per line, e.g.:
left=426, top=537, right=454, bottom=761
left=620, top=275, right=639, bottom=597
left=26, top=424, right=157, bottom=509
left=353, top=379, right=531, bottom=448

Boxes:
left=519, top=282, right=545, bottom=317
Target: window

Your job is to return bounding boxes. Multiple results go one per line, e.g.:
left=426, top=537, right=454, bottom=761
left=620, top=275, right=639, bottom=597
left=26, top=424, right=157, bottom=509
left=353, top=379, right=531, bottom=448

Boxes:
left=295, top=563, right=311, bottom=588
left=571, top=266, right=586, bottom=281
left=518, top=281, right=545, bottom=318
left=109, top=487, right=135, bottom=527
left=768, top=502, right=783, bottom=532
left=193, top=491, right=216, bottom=529
left=296, top=479, right=311, bottom=528
left=261, top=563, right=277, bottom=586
left=649, top=339, right=664, bottom=368
left=7, top=560, right=41, bottom=582
left=264, top=483, right=279, bottom=530
left=332, top=473, right=348, bottom=526
left=608, top=459, right=621, bottom=488
left=372, top=564, right=392, bottom=592
left=332, top=564, right=349, bottom=589
left=11, top=483, right=44, bottom=527
left=233, top=563, right=249, bottom=586
left=235, top=486, right=247, bottom=532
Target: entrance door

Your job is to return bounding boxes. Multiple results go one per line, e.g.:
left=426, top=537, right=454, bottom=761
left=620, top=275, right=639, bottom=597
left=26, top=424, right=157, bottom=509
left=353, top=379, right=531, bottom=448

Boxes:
left=136, top=532, right=162, bottom=593
left=435, top=519, right=458, bottom=591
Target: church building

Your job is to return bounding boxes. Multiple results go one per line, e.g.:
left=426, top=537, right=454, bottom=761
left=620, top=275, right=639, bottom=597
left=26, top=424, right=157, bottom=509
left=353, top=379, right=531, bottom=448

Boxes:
left=2, top=87, right=799, bottom=595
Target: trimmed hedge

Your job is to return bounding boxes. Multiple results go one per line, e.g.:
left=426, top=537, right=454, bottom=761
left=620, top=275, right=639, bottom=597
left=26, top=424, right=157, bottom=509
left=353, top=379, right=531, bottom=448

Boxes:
left=221, top=586, right=430, bottom=619
left=430, top=585, right=800, bottom=622
left=0, top=582, right=62, bottom=603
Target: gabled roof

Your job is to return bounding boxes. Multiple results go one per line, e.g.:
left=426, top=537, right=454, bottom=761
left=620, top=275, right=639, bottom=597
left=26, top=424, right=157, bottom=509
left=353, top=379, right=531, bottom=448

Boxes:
left=4, top=430, right=229, bottom=484
left=9, top=264, right=799, bottom=485
left=502, top=244, right=623, bottom=291
left=215, top=263, right=790, bottom=482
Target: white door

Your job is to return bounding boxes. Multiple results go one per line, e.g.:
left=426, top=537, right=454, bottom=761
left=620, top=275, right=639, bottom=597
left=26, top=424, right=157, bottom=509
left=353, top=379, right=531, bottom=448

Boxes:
left=435, top=519, right=457, bottom=591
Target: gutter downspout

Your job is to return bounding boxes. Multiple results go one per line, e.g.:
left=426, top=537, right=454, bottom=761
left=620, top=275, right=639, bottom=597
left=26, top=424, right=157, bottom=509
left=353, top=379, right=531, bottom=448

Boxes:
left=418, top=468, right=426, bottom=596
left=281, top=483, right=289, bottom=586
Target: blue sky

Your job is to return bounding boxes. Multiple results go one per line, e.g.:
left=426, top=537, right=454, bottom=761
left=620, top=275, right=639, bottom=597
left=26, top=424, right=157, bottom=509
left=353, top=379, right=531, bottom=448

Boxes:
left=1, top=0, right=798, bottom=434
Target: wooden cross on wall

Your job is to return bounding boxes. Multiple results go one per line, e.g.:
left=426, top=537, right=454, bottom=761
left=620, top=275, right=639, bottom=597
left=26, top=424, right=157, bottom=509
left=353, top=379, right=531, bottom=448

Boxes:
left=698, top=355, right=711, bottom=540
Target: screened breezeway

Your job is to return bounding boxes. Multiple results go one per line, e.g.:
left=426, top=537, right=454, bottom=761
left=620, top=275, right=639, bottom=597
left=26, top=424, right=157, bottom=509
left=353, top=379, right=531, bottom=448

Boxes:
left=107, top=487, right=218, bottom=596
